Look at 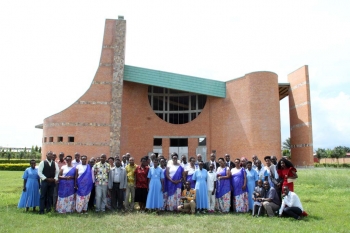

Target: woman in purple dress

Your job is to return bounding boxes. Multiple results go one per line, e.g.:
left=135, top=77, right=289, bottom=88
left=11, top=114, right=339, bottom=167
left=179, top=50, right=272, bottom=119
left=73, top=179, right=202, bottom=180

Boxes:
left=215, top=158, right=231, bottom=213
left=166, top=153, right=184, bottom=211
left=56, top=155, right=76, bottom=214
left=231, top=158, right=249, bottom=213
left=75, top=155, right=93, bottom=214
left=183, top=157, right=196, bottom=189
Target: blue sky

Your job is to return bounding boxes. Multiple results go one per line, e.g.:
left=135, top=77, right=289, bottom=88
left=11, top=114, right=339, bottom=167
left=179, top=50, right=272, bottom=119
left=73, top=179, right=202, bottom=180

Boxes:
left=0, top=0, right=349, bottom=150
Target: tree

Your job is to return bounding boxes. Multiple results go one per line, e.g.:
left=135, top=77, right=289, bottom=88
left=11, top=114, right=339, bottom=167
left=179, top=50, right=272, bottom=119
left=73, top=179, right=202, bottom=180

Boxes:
left=19, top=151, right=25, bottom=159
left=38, top=147, right=41, bottom=153
left=7, top=151, right=11, bottom=160
left=282, top=137, right=291, bottom=150
left=282, top=149, right=291, bottom=159
left=315, top=148, right=327, bottom=160
left=325, top=149, right=333, bottom=158
left=34, top=145, right=38, bottom=152
left=332, top=147, right=346, bottom=159
left=334, top=146, right=350, bottom=155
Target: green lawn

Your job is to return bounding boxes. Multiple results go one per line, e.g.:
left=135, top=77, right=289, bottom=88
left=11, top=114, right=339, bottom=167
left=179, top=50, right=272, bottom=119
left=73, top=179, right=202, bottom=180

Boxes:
left=0, top=169, right=349, bottom=233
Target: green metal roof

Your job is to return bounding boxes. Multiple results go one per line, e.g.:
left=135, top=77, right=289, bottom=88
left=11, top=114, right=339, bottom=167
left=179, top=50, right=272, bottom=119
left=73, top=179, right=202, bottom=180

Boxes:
left=123, top=65, right=226, bottom=98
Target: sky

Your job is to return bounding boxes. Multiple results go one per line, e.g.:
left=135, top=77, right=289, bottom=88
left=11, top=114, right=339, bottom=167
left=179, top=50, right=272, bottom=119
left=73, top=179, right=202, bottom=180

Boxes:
left=0, top=0, right=349, bottom=150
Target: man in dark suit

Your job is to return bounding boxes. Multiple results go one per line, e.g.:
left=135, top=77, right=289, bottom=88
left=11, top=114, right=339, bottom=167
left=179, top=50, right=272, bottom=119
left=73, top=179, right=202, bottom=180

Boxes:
left=225, top=154, right=233, bottom=168
left=205, top=153, right=219, bottom=171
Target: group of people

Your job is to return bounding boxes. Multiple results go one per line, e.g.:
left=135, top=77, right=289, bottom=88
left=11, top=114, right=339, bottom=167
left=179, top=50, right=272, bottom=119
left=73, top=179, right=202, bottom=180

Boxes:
left=18, top=151, right=306, bottom=219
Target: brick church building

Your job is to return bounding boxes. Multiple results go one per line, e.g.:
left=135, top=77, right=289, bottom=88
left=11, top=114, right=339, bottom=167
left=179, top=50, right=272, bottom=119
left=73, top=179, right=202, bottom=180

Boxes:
left=36, top=17, right=313, bottom=166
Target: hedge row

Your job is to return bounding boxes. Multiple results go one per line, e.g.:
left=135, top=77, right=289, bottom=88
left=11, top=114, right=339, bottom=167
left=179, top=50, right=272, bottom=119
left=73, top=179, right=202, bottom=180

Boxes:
left=314, top=163, right=350, bottom=168
left=0, top=164, right=29, bottom=171
left=0, top=159, right=40, bottom=164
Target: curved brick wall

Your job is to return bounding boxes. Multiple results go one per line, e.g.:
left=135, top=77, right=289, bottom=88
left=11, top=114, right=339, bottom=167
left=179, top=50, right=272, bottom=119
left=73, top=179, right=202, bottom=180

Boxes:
left=42, top=19, right=125, bottom=159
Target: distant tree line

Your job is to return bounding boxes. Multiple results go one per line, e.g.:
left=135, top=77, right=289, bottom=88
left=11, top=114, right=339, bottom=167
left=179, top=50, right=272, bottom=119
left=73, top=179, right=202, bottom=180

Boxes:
left=0, top=146, right=41, bottom=160
left=315, top=146, right=350, bottom=160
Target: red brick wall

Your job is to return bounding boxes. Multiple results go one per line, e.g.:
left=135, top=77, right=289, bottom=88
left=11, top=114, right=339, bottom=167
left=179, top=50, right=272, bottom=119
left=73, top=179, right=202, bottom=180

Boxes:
left=288, top=66, right=314, bottom=166
left=41, top=19, right=117, bottom=160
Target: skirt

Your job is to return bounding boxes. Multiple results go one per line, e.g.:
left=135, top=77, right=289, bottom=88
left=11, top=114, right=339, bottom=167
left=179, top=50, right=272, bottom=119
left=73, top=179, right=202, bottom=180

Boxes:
left=135, top=188, right=148, bottom=203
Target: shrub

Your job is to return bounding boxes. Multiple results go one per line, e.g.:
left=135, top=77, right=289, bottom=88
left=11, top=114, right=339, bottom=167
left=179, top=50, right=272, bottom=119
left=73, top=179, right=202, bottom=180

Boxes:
left=0, top=164, right=29, bottom=171
left=0, top=159, right=40, bottom=164
left=314, top=163, right=350, bottom=168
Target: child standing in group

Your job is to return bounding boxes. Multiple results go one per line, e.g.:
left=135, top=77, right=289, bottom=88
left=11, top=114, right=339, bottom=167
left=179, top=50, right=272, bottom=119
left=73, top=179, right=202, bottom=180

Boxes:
left=207, top=164, right=217, bottom=213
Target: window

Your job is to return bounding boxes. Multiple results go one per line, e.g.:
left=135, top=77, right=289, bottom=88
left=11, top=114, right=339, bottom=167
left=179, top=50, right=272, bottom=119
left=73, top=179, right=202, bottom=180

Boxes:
left=148, top=86, right=207, bottom=124
left=57, top=136, right=63, bottom=142
left=49, top=137, right=53, bottom=142
left=68, top=136, right=74, bottom=142
left=153, top=138, right=162, bottom=146
left=44, top=137, right=47, bottom=143
left=199, top=137, right=206, bottom=146
left=170, top=138, right=188, bottom=147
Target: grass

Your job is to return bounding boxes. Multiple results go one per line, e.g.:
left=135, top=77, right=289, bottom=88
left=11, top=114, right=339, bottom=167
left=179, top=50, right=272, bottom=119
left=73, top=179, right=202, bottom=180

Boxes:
left=0, top=168, right=350, bottom=233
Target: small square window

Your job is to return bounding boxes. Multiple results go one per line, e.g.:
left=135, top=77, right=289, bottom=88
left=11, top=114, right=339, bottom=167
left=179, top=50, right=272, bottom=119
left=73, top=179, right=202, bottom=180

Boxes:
left=68, top=136, right=74, bottom=142
left=49, top=137, right=53, bottom=142
left=57, top=137, right=63, bottom=142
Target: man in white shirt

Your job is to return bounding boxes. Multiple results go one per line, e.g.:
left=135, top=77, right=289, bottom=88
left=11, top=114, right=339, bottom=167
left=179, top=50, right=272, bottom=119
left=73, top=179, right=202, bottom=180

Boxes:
left=108, top=158, right=127, bottom=211
left=121, top=155, right=127, bottom=168
left=38, top=151, right=59, bottom=214
left=279, top=186, right=304, bottom=220
left=72, top=152, right=82, bottom=167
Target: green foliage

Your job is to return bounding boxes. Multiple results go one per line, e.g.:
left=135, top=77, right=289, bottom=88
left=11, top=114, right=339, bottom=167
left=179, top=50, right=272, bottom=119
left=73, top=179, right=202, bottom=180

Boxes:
left=0, top=164, right=29, bottom=171
left=0, top=159, right=40, bottom=164
left=334, top=146, right=350, bottom=153
left=282, top=149, right=291, bottom=158
left=282, top=137, right=291, bottom=150
left=34, top=145, right=38, bottom=152
left=315, top=148, right=327, bottom=159
left=7, top=151, right=12, bottom=160
left=315, top=146, right=348, bottom=162
left=314, top=163, right=350, bottom=168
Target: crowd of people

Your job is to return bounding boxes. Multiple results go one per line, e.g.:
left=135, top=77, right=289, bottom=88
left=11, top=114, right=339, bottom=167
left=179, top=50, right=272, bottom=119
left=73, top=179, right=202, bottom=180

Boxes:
left=18, top=151, right=307, bottom=219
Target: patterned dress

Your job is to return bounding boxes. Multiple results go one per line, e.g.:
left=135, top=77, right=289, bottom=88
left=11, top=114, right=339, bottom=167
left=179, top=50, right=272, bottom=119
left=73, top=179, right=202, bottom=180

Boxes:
left=231, top=167, right=249, bottom=213
left=166, top=165, right=183, bottom=211
left=215, top=167, right=231, bottom=213
left=56, top=165, right=76, bottom=213
left=75, top=164, right=93, bottom=212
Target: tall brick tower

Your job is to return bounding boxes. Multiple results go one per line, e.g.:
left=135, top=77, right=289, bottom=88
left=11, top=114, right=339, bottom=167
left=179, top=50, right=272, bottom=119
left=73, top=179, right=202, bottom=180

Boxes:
left=41, top=17, right=126, bottom=158
left=288, top=65, right=314, bottom=166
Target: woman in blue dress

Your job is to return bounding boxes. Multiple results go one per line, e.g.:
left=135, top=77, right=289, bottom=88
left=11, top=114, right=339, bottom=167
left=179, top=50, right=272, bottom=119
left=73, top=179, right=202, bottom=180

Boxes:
left=18, top=159, right=40, bottom=211
left=146, top=158, right=164, bottom=211
left=245, top=161, right=258, bottom=211
left=192, top=161, right=208, bottom=213
left=159, top=158, right=168, bottom=210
